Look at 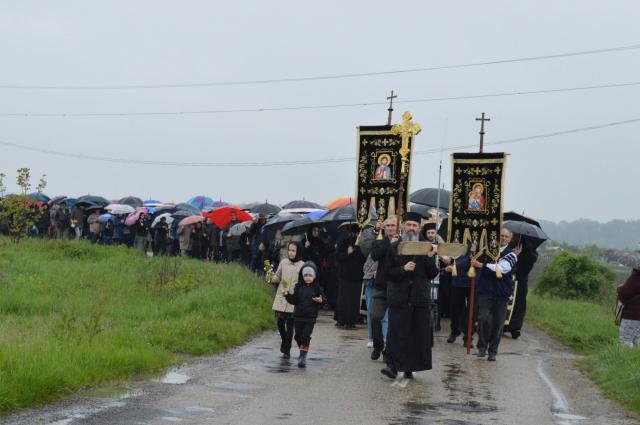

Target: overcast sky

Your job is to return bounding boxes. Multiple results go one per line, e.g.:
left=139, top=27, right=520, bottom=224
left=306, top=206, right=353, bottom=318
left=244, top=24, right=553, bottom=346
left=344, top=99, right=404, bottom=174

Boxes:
left=0, top=1, right=638, bottom=222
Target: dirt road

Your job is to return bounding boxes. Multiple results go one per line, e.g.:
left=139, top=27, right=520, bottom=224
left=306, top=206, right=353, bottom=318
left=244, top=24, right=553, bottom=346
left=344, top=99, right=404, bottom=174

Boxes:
left=3, top=312, right=636, bottom=425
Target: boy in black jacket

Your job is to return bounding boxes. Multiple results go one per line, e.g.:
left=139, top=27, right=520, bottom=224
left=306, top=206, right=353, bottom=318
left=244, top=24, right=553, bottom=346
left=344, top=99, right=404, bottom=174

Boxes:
left=283, top=261, right=325, bottom=368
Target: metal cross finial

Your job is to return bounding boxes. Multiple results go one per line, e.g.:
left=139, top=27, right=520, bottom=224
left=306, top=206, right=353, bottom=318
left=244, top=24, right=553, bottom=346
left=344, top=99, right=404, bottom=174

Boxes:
left=475, top=112, right=491, bottom=153
left=391, top=111, right=421, bottom=174
left=386, top=90, right=397, bottom=125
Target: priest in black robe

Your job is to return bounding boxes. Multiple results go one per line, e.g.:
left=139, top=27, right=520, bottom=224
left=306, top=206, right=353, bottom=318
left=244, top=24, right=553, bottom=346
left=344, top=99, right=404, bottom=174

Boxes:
left=381, top=212, right=439, bottom=379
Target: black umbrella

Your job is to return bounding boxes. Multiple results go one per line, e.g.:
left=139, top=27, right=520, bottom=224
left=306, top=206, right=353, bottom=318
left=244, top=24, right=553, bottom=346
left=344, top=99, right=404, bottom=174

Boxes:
left=48, top=195, right=67, bottom=206
left=85, top=204, right=104, bottom=212
left=410, top=188, right=451, bottom=210
left=321, top=205, right=356, bottom=223
left=282, top=200, right=324, bottom=210
left=61, top=198, right=77, bottom=207
left=282, top=216, right=323, bottom=236
left=27, top=192, right=50, bottom=203
left=171, top=209, right=197, bottom=219
left=503, top=211, right=541, bottom=227
left=175, top=202, right=201, bottom=213
left=76, top=195, right=109, bottom=207
left=503, top=220, right=549, bottom=249
left=119, top=196, right=143, bottom=208
left=251, top=202, right=281, bottom=216
left=262, top=214, right=301, bottom=232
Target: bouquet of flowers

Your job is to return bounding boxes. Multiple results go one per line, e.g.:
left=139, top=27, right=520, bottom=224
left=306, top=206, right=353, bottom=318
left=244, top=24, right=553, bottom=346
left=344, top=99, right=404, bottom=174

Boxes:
left=264, top=260, right=276, bottom=283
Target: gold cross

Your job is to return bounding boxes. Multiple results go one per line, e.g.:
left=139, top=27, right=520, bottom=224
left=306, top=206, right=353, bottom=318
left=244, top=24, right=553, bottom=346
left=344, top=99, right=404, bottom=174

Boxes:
left=391, top=111, right=422, bottom=174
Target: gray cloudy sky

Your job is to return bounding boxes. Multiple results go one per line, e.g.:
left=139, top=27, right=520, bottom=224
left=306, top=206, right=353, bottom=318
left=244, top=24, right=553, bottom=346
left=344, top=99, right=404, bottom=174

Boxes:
left=0, top=1, right=638, bottom=222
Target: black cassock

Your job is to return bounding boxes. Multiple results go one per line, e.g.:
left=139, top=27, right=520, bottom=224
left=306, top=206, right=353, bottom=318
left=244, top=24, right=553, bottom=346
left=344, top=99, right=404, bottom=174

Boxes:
left=386, top=237, right=439, bottom=372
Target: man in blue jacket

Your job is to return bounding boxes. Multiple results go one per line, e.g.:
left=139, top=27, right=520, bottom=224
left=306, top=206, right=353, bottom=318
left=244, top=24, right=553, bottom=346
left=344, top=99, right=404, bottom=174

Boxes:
left=471, top=228, right=518, bottom=361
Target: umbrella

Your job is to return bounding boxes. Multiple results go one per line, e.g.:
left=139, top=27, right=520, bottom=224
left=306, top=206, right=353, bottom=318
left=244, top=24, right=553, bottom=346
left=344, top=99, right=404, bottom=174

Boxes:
left=322, top=205, right=356, bottom=223
left=124, top=207, right=149, bottom=226
left=76, top=195, right=110, bottom=207
left=262, top=214, right=301, bottom=232
left=306, top=210, right=328, bottom=219
left=179, top=215, right=205, bottom=227
left=228, top=221, right=253, bottom=236
left=250, top=202, right=281, bottom=216
left=410, top=188, right=451, bottom=210
left=61, top=198, right=77, bottom=207
left=282, top=200, right=325, bottom=210
left=203, top=206, right=252, bottom=228
left=503, top=211, right=541, bottom=227
left=119, top=196, right=143, bottom=208
left=143, top=199, right=163, bottom=207
left=176, top=202, right=201, bottom=213
left=503, top=220, right=549, bottom=249
left=27, top=192, right=50, bottom=203
left=279, top=207, right=325, bottom=216
left=171, top=209, right=197, bottom=219
left=209, top=200, right=229, bottom=210
left=105, top=203, right=136, bottom=215
left=48, top=195, right=67, bottom=206
left=151, top=212, right=175, bottom=228
left=187, top=195, right=214, bottom=210
left=325, top=197, right=354, bottom=209
left=85, top=204, right=104, bottom=212
left=282, top=216, right=323, bottom=236
left=99, top=213, right=115, bottom=223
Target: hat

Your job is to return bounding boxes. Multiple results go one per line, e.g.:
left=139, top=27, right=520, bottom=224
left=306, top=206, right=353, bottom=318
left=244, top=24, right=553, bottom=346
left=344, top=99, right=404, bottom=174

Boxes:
left=402, top=211, right=423, bottom=224
left=302, top=266, right=316, bottom=278
left=422, top=221, right=437, bottom=231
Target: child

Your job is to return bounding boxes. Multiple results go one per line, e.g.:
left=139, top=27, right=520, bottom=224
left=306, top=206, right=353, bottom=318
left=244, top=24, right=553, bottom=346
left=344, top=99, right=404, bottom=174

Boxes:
left=269, top=241, right=304, bottom=359
left=284, top=261, right=325, bottom=368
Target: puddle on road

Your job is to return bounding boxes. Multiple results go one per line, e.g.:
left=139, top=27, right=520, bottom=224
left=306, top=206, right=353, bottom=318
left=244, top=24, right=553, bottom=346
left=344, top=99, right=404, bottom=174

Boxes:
left=81, top=385, right=140, bottom=400
left=156, top=371, right=190, bottom=384
left=212, top=381, right=259, bottom=391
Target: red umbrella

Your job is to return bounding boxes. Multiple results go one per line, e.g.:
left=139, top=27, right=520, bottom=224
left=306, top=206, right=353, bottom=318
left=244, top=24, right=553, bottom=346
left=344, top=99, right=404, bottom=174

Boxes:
left=178, top=215, right=205, bottom=227
left=203, top=206, right=252, bottom=228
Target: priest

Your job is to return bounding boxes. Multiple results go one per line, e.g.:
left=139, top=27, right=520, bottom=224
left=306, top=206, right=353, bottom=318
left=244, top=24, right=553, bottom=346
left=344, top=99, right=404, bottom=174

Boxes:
left=381, top=212, right=439, bottom=379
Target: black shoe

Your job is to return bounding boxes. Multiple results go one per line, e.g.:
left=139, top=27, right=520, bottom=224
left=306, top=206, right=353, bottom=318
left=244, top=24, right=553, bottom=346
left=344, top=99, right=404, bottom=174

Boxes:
left=382, top=348, right=388, bottom=363
left=335, top=322, right=344, bottom=328
left=403, top=371, right=414, bottom=379
left=477, top=349, right=487, bottom=358
left=380, top=366, right=397, bottom=379
left=487, top=353, right=496, bottom=361
left=371, top=348, right=381, bottom=361
left=282, top=352, right=290, bottom=359
left=511, top=330, right=521, bottom=339
left=345, top=324, right=356, bottom=329
left=446, top=333, right=459, bottom=343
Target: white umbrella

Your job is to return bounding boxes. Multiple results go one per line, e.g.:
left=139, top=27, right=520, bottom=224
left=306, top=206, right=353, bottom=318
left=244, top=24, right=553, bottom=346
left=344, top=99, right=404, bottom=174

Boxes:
left=151, top=213, right=175, bottom=228
left=105, top=204, right=135, bottom=215
left=228, top=221, right=253, bottom=236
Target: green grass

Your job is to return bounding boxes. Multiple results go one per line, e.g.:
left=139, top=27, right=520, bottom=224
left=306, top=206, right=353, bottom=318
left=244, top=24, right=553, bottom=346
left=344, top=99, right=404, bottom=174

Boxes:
left=528, top=294, right=640, bottom=417
left=0, top=238, right=274, bottom=413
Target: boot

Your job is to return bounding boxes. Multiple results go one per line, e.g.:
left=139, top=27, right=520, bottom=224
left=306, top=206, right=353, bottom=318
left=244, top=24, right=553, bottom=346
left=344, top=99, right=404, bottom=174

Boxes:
left=380, top=366, right=397, bottom=379
left=371, top=347, right=382, bottom=361
left=298, top=350, right=308, bottom=368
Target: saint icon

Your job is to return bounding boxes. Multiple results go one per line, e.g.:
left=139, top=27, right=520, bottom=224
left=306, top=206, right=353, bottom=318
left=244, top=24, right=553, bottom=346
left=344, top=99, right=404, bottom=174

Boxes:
left=467, top=182, right=486, bottom=211
left=373, top=154, right=392, bottom=181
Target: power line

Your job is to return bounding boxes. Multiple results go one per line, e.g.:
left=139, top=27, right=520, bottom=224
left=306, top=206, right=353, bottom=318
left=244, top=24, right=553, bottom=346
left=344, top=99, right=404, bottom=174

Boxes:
left=1, top=44, right=639, bottom=90
left=1, top=117, right=638, bottom=167
left=1, top=81, right=638, bottom=117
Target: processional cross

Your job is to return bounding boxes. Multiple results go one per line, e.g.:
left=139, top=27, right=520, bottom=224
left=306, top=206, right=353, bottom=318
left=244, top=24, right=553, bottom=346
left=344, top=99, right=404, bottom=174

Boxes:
left=475, top=112, right=490, bottom=153
left=386, top=90, right=397, bottom=125
left=391, top=111, right=422, bottom=174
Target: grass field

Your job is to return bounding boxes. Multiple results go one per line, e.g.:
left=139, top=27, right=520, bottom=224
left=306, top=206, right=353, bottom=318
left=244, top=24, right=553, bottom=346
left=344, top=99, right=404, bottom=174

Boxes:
left=528, top=294, right=640, bottom=418
left=0, top=238, right=274, bottom=413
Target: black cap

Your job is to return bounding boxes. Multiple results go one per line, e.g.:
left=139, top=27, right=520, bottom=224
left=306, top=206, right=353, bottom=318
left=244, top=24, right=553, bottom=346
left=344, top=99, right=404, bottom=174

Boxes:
left=422, top=221, right=437, bottom=231
left=402, top=211, right=423, bottom=224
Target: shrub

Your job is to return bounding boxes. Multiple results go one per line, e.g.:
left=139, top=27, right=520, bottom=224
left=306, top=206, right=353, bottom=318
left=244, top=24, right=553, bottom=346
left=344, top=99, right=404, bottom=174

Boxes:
left=534, top=252, right=616, bottom=301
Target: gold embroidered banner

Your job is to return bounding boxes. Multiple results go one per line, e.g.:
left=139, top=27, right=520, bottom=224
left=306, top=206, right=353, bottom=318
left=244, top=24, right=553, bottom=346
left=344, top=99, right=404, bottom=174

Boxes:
left=447, top=152, right=506, bottom=260
left=355, top=125, right=412, bottom=227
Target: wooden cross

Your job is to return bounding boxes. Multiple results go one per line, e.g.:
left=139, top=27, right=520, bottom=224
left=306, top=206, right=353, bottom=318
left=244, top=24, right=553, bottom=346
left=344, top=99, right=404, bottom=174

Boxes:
left=386, top=90, right=397, bottom=125
left=391, top=111, right=422, bottom=174
left=475, top=112, right=490, bottom=153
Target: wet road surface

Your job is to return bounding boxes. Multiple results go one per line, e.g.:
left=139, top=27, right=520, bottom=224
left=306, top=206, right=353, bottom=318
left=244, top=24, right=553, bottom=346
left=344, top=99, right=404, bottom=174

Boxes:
left=2, top=311, right=636, bottom=425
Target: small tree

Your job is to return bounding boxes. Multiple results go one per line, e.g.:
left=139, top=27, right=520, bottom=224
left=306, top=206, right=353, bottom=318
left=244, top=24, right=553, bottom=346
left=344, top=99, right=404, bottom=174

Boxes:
left=36, top=174, right=47, bottom=194
left=0, top=173, right=6, bottom=197
left=0, top=168, right=46, bottom=242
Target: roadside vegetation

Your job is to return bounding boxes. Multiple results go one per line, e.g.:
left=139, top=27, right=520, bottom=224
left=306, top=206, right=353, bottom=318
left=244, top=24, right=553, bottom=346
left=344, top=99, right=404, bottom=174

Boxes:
left=528, top=251, right=640, bottom=417
left=0, top=238, right=274, bottom=413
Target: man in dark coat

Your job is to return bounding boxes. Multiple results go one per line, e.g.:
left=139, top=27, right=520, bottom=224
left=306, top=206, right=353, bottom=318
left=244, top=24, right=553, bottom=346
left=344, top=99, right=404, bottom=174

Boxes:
left=334, top=225, right=365, bottom=328
left=381, top=212, right=439, bottom=379
left=505, top=234, right=539, bottom=339
left=369, top=216, right=397, bottom=361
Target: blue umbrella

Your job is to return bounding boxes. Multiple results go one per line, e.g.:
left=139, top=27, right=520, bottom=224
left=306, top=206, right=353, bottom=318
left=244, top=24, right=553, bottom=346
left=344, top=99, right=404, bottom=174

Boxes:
left=99, top=213, right=115, bottom=223
left=187, top=195, right=214, bottom=210
left=306, top=210, right=328, bottom=218
left=143, top=199, right=162, bottom=207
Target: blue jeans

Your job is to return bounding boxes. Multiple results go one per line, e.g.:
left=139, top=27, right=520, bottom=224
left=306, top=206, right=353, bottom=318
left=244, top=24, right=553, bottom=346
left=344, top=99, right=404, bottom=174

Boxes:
left=364, top=279, right=375, bottom=341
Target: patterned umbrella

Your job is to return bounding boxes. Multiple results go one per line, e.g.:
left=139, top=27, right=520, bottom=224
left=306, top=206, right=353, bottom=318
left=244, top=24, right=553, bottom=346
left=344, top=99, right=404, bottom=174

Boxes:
left=105, top=203, right=136, bottom=215
left=187, top=195, right=214, bottom=210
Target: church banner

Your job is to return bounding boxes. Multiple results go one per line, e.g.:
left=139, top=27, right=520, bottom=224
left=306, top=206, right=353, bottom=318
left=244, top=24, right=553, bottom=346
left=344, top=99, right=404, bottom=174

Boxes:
left=355, top=125, right=412, bottom=227
left=447, top=152, right=506, bottom=260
